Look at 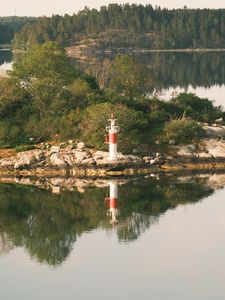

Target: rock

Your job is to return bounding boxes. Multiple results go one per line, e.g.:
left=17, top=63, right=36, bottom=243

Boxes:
left=62, top=154, right=74, bottom=166
left=215, top=118, right=223, bottom=124
left=143, top=156, right=151, bottom=163
left=77, top=142, right=85, bottom=151
left=176, top=144, right=196, bottom=157
left=50, top=146, right=60, bottom=154
left=81, top=158, right=96, bottom=165
left=0, top=157, right=15, bottom=167
left=93, top=150, right=109, bottom=159
left=49, top=153, right=67, bottom=167
left=204, top=139, right=225, bottom=158
left=203, top=125, right=225, bottom=138
left=14, top=150, right=44, bottom=169
left=169, top=139, right=176, bottom=145
left=74, top=151, right=90, bottom=163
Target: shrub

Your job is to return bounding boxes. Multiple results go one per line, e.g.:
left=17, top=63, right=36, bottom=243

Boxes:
left=169, top=93, right=224, bottom=124
left=79, top=102, right=148, bottom=153
left=162, top=118, right=204, bottom=144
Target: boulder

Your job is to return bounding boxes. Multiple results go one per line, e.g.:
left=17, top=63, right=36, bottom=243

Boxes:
left=203, top=125, right=225, bottom=138
left=49, top=153, right=67, bottom=167
left=74, top=151, right=90, bottom=163
left=76, top=142, right=85, bottom=151
left=0, top=157, right=15, bottom=167
left=50, top=146, right=60, bottom=154
left=81, top=158, right=96, bottom=165
left=176, top=144, right=196, bottom=157
left=14, top=150, right=44, bottom=169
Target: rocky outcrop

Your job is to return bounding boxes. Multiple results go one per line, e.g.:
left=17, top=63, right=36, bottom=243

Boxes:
left=2, top=137, right=225, bottom=176
left=162, top=138, right=225, bottom=170
left=0, top=142, right=150, bottom=176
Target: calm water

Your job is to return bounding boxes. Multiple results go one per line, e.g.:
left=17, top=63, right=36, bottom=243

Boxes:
left=0, top=176, right=225, bottom=299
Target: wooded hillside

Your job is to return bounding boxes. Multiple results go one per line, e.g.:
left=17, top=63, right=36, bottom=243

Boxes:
left=12, top=4, right=225, bottom=50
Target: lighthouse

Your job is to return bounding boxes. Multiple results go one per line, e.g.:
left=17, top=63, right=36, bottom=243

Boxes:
left=105, top=113, right=120, bottom=160
left=105, top=181, right=119, bottom=226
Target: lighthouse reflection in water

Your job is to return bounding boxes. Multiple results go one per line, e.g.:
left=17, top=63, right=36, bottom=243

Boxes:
left=105, top=181, right=119, bottom=227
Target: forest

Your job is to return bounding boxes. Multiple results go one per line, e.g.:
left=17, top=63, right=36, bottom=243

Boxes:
left=12, top=4, right=225, bottom=50
left=0, top=16, right=36, bottom=46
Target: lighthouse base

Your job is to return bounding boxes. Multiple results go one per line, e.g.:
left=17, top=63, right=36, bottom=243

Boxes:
left=109, top=143, right=117, bottom=160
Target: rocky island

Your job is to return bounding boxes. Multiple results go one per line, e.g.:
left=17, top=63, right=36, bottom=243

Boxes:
left=1, top=124, right=225, bottom=177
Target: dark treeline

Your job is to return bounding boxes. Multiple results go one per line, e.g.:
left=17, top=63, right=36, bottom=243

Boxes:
left=0, top=17, right=36, bottom=45
left=13, top=4, right=225, bottom=50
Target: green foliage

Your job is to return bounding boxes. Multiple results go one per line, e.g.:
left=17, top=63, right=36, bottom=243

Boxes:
left=169, top=93, right=223, bottom=123
left=12, top=4, right=225, bottom=50
left=11, top=42, right=78, bottom=86
left=109, top=55, right=153, bottom=100
left=162, top=118, right=204, bottom=144
left=79, top=102, right=148, bottom=152
left=0, top=77, right=28, bottom=116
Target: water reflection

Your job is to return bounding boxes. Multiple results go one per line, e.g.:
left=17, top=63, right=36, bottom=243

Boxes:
left=74, top=52, right=225, bottom=91
left=0, top=175, right=216, bottom=266
left=105, top=181, right=119, bottom=226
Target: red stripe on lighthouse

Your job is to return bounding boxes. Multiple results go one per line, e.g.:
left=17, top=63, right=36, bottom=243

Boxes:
left=109, top=132, right=117, bottom=144
left=110, top=198, right=118, bottom=209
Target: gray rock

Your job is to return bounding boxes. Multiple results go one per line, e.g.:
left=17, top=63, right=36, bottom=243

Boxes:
left=50, top=146, right=60, bottom=154
left=74, top=151, right=90, bottom=164
left=93, top=151, right=108, bottom=159
left=169, top=139, right=176, bottom=145
left=81, top=158, right=96, bottom=165
left=176, top=145, right=196, bottom=157
left=77, top=142, right=85, bottom=151
left=50, top=153, right=67, bottom=166
left=14, top=150, right=43, bottom=169
left=0, top=157, right=15, bottom=167
left=203, top=125, right=225, bottom=138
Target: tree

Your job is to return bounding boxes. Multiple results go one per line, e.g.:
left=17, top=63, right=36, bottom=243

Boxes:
left=11, top=41, right=78, bottom=87
left=0, top=77, right=27, bottom=116
left=109, top=55, right=153, bottom=100
left=10, top=42, right=79, bottom=117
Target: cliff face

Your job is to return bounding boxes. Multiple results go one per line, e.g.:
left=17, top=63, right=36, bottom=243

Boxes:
left=66, top=30, right=155, bottom=58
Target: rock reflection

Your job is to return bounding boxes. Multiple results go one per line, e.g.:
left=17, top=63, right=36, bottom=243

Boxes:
left=0, top=174, right=216, bottom=265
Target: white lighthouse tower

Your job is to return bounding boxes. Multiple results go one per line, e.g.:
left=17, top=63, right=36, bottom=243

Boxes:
left=105, top=113, right=120, bottom=160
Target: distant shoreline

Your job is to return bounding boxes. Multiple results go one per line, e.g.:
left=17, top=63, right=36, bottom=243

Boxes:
left=11, top=47, right=225, bottom=55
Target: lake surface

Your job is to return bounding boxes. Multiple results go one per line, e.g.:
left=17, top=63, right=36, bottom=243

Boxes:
left=0, top=175, right=225, bottom=299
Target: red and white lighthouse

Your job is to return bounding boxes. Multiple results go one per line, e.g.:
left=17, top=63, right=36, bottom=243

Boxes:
left=105, top=181, right=119, bottom=226
left=105, top=113, right=120, bottom=160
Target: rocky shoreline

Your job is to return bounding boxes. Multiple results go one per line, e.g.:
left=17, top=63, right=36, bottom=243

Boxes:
left=0, top=141, right=155, bottom=177
left=2, top=135, right=225, bottom=177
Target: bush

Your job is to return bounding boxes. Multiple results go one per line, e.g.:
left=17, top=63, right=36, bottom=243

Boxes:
left=162, top=118, right=204, bottom=144
left=169, top=93, right=224, bottom=124
left=79, top=102, right=148, bottom=153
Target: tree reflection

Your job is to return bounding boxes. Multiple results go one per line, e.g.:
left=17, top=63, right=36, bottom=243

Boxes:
left=74, top=52, right=225, bottom=90
left=0, top=178, right=213, bottom=265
